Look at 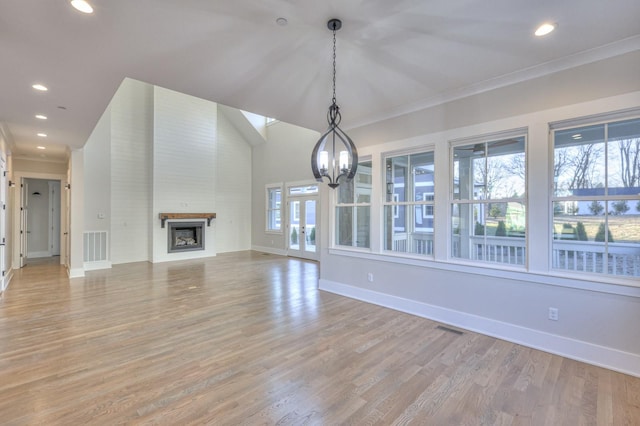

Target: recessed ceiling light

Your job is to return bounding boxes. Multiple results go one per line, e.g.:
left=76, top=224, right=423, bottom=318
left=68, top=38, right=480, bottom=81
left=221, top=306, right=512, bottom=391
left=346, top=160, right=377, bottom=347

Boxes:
left=70, top=0, right=94, bottom=14
left=535, top=23, right=556, bottom=37
left=276, top=17, right=288, bottom=26
left=35, top=114, right=48, bottom=120
left=32, top=84, right=48, bottom=91
left=37, top=133, right=47, bottom=138
left=37, top=146, right=46, bottom=150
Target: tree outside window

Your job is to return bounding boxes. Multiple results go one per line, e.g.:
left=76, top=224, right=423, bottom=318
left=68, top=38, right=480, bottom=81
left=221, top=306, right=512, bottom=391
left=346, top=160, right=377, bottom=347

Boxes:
left=552, top=117, right=640, bottom=277
left=451, top=133, right=527, bottom=266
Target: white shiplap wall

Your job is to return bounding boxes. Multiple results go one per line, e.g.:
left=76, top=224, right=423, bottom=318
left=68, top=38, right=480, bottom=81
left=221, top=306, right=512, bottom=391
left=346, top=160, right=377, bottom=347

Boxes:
left=84, top=79, right=253, bottom=265
left=111, top=79, right=153, bottom=264
left=152, top=86, right=218, bottom=262
left=215, top=109, right=252, bottom=253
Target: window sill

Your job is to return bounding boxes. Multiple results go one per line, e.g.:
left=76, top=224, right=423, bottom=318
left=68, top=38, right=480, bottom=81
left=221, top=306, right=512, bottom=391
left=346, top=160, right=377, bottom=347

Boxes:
left=328, top=247, right=640, bottom=297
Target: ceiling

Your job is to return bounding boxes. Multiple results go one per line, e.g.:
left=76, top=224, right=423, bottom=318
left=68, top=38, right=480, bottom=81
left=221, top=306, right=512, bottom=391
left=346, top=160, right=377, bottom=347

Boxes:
left=1, top=0, right=639, bottom=163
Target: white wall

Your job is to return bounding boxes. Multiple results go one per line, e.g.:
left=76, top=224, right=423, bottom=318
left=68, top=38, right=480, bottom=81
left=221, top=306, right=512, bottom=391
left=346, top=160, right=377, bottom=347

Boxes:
left=348, top=50, right=640, bottom=147
left=82, top=78, right=253, bottom=265
left=234, top=48, right=640, bottom=377
left=215, top=108, right=252, bottom=253
left=13, top=159, right=67, bottom=175
left=0, top=126, right=13, bottom=291
left=69, top=149, right=84, bottom=278
left=251, top=121, right=320, bottom=252
left=111, top=79, right=153, bottom=264
left=318, top=57, right=640, bottom=377
left=151, top=86, right=218, bottom=262
left=84, top=104, right=111, bottom=233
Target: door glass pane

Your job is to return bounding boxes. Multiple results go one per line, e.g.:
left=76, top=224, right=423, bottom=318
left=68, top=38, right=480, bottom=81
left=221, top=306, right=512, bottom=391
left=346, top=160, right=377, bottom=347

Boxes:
left=305, top=200, right=316, bottom=253
left=290, top=201, right=300, bottom=250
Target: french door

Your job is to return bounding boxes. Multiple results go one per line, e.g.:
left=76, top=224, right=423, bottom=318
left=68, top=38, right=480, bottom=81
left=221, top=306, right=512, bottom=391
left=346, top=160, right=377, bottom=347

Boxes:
left=287, top=197, right=318, bottom=261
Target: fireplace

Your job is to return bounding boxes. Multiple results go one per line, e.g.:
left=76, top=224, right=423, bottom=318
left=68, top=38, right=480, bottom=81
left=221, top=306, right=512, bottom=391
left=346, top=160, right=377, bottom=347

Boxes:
left=168, top=222, right=204, bottom=253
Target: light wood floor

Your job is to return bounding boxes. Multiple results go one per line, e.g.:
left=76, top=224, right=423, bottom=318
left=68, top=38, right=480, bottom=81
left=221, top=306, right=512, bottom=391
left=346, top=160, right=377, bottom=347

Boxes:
left=1, top=251, right=638, bottom=425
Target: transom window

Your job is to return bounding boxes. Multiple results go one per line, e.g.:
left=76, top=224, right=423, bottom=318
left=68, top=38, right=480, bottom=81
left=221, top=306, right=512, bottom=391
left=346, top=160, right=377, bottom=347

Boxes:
left=384, top=150, right=435, bottom=256
left=552, top=116, right=640, bottom=277
left=451, top=132, right=527, bottom=266
left=289, top=185, right=319, bottom=196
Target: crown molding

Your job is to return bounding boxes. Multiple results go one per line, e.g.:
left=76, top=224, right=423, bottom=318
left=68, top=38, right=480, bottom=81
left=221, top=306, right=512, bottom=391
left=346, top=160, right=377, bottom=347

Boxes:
left=348, top=35, right=640, bottom=130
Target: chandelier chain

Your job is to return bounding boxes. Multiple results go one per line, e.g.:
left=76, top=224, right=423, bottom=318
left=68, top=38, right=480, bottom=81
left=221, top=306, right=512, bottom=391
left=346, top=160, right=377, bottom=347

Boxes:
left=332, top=28, right=337, bottom=104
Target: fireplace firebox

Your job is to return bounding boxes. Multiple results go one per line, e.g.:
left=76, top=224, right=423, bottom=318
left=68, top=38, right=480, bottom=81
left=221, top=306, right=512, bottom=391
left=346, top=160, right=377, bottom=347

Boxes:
left=168, top=222, right=204, bottom=253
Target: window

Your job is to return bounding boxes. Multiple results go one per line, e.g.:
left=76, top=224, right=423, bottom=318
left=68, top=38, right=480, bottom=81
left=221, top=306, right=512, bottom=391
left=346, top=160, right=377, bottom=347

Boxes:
left=451, top=132, right=526, bottom=266
left=335, top=160, right=372, bottom=248
left=384, top=151, right=435, bottom=256
left=266, top=185, right=282, bottom=232
left=289, top=185, right=319, bottom=196
left=552, top=116, right=640, bottom=277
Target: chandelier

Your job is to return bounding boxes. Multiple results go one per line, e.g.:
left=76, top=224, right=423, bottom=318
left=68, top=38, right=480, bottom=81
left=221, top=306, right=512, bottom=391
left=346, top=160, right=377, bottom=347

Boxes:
left=311, top=19, right=358, bottom=189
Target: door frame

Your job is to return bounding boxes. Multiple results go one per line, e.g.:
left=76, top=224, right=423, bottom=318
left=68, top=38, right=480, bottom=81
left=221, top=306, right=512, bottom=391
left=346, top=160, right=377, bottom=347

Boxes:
left=0, top=157, right=6, bottom=291
left=286, top=182, right=320, bottom=261
left=12, top=171, right=68, bottom=270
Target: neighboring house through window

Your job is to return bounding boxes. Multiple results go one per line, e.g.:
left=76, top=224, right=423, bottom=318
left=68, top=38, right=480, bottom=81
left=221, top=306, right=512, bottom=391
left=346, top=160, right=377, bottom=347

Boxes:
left=451, top=131, right=527, bottom=266
left=552, top=116, right=640, bottom=277
left=335, top=159, right=372, bottom=248
left=384, top=150, right=435, bottom=256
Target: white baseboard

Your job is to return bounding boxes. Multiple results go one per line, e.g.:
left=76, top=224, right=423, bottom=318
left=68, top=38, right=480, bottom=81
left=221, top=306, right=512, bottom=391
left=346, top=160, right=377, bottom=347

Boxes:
left=68, top=268, right=85, bottom=278
left=5, top=269, right=13, bottom=290
left=83, top=261, right=112, bottom=271
left=0, top=268, right=12, bottom=293
left=251, top=245, right=287, bottom=256
left=319, top=279, right=640, bottom=378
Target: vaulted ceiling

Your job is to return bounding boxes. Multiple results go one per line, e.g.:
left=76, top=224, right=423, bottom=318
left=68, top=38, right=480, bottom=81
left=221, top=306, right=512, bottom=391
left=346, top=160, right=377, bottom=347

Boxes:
left=1, top=0, right=639, bottom=162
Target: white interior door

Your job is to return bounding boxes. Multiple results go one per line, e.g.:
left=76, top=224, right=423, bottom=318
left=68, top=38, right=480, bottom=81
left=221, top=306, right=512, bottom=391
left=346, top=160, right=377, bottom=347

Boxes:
left=64, top=182, right=70, bottom=268
left=20, top=178, right=28, bottom=267
left=49, top=181, right=61, bottom=256
left=287, top=196, right=318, bottom=261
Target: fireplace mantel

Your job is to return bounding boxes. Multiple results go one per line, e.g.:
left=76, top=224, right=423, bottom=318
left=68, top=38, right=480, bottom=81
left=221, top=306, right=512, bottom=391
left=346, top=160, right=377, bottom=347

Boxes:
left=159, top=213, right=216, bottom=228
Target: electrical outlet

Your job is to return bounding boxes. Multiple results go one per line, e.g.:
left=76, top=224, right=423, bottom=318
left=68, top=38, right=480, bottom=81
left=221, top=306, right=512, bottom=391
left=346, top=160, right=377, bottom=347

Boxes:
left=367, top=272, right=374, bottom=283
left=548, top=307, right=559, bottom=321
